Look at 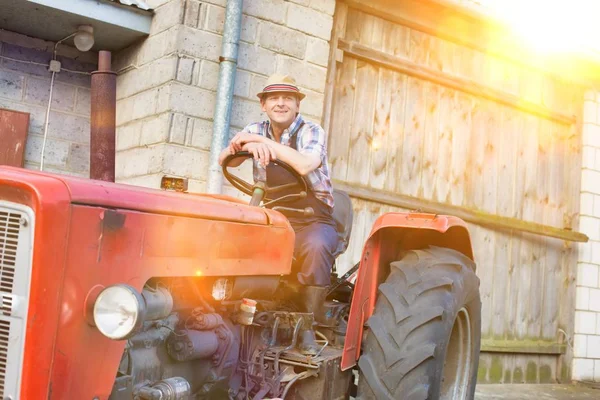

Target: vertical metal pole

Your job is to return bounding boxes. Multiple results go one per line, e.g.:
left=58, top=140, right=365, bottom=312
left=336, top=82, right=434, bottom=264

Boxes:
left=90, top=50, right=117, bottom=182
left=207, top=0, right=244, bottom=193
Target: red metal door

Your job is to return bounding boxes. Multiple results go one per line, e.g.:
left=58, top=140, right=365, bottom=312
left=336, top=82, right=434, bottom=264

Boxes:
left=0, top=108, right=30, bottom=167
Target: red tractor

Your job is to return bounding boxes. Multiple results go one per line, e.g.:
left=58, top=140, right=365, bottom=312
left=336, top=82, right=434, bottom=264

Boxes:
left=0, top=153, right=480, bottom=400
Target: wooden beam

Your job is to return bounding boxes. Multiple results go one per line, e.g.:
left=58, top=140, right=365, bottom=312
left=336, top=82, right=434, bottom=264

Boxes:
left=481, top=339, right=566, bottom=355
left=333, top=180, right=589, bottom=243
left=338, top=39, right=577, bottom=126
left=322, top=3, right=348, bottom=136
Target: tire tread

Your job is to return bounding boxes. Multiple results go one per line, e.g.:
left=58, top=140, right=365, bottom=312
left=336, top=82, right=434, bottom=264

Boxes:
left=357, top=247, right=481, bottom=400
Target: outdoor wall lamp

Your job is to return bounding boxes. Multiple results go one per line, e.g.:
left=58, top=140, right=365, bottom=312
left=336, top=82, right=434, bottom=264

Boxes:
left=74, top=25, right=95, bottom=52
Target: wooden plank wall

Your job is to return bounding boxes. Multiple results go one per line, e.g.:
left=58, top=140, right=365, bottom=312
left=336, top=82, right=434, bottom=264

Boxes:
left=328, top=6, right=584, bottom=384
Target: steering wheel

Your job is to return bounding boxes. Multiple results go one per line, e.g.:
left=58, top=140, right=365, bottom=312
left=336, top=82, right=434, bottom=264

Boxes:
left=222, top=151, right=308, bottom=207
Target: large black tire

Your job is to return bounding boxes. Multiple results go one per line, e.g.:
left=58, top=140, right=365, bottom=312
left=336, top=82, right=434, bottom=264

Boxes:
left=357, top=246, right=481, bottom=400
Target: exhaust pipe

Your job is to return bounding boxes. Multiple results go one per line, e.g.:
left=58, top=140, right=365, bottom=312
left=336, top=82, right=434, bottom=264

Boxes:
left=90, top=50, right=117, bottom=182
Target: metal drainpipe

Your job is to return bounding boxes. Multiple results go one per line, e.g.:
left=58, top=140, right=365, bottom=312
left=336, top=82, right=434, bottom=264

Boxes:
left=207, top=0, right=244, bottom=194
left=90, top=50, right=117, bottom=182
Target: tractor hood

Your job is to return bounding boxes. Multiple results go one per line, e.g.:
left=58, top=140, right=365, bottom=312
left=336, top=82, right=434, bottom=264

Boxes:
left=0, top=166, right=290, bottom=228
left=0, top=166, right=296, bottom=400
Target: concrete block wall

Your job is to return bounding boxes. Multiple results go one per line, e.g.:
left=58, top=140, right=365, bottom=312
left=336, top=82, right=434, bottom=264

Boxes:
left=0, top=30, right=96, bottom=177
left=114, top=0, right=336, bottom=192
left=573, top=90, right=600, bottom=382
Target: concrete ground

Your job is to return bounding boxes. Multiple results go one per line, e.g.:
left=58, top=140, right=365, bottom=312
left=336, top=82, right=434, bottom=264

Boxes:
left=475, top=384, right=599, bottom=399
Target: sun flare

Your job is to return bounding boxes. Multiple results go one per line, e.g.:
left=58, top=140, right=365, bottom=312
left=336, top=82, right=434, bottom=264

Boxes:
left=482, top=0, right=600, bottom=55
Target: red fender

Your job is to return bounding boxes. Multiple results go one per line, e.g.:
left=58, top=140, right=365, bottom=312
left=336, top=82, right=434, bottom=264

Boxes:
left=340, top=212, right=474, bottom=371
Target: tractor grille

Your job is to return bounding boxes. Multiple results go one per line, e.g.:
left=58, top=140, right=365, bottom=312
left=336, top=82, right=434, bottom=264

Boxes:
left=0, top=211, right=19, bottom=314
left=0, top=203, right=34, bottom=400
left=0, top=320, right=9, bottom=395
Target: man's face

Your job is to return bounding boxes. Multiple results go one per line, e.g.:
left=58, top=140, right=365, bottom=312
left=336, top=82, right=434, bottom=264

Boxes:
left=261, top=92, right=300, bottom=126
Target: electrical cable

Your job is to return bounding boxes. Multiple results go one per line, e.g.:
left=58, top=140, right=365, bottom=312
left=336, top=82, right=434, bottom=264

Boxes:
left=40, top=31, right=86, bottom=170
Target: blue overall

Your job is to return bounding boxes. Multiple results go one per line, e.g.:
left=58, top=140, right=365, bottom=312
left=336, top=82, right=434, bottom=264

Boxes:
left=263, top=123, right=338, bottom=287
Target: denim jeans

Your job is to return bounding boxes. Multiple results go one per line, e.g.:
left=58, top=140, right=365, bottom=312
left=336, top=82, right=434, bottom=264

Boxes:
left=293, top=221, right=338, bottom=286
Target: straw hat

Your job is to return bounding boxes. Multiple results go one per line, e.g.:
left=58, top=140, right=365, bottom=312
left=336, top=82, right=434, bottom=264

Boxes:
left=256, top=73, right=306, bottom=100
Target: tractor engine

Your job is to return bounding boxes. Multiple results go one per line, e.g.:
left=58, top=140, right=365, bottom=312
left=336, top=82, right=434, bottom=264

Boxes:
left=105, top=276, right=353, bottom=400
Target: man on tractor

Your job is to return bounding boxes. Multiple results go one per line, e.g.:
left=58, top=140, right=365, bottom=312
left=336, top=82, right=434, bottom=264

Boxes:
left=218, top=74, right=339, bottom=304
left=0, top=72, right=482, bottom=399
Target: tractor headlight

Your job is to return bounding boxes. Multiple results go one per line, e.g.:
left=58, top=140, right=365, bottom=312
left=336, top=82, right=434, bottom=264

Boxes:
left=93, top=284, right=145, bottom=340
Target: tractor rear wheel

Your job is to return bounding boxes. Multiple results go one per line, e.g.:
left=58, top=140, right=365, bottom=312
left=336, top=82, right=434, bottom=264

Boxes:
left=356, top=246, right=481, bottom=400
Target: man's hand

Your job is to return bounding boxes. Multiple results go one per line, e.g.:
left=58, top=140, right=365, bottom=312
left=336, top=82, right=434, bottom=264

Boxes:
left=230, top=132, right=264, bottom=152
left=218, top=145, right=235, bottom=166
left=243, top=142, right=276, bottom=166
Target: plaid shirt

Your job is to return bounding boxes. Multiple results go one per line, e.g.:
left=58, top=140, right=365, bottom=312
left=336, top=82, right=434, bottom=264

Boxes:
left=242, top=114, right=334, bottom=208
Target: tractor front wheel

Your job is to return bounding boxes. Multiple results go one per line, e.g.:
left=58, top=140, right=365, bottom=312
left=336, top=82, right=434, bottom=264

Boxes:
left=357, top=246, right=481, bottom=400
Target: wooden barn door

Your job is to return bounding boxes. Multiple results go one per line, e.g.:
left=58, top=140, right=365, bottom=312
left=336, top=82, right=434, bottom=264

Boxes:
left=326, top=2, right=584, bottom=384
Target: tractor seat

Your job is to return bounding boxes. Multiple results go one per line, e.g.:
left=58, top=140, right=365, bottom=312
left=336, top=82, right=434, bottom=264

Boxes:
left=332, top=189, right=353, bottom=258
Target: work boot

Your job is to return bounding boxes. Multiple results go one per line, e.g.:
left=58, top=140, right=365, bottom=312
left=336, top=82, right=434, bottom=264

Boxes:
left=298, top=285, right=328, bottom=355
left=300, top=285, right=328, bottom=323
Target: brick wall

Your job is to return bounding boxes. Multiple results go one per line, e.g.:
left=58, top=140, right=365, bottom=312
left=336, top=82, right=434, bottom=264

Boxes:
left=0, top=30, right=96, bottom=177
left=573, top=90, right=600, bottom=382
left=114, top=0, right=336, bottom=193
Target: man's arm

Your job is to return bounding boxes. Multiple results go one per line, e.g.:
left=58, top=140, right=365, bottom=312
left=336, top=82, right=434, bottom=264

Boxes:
left=219, top=138, right=278, bottom=168
left=261, top=139, right=320, bottom=176
left=229, top=131, right=321, bottom=176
